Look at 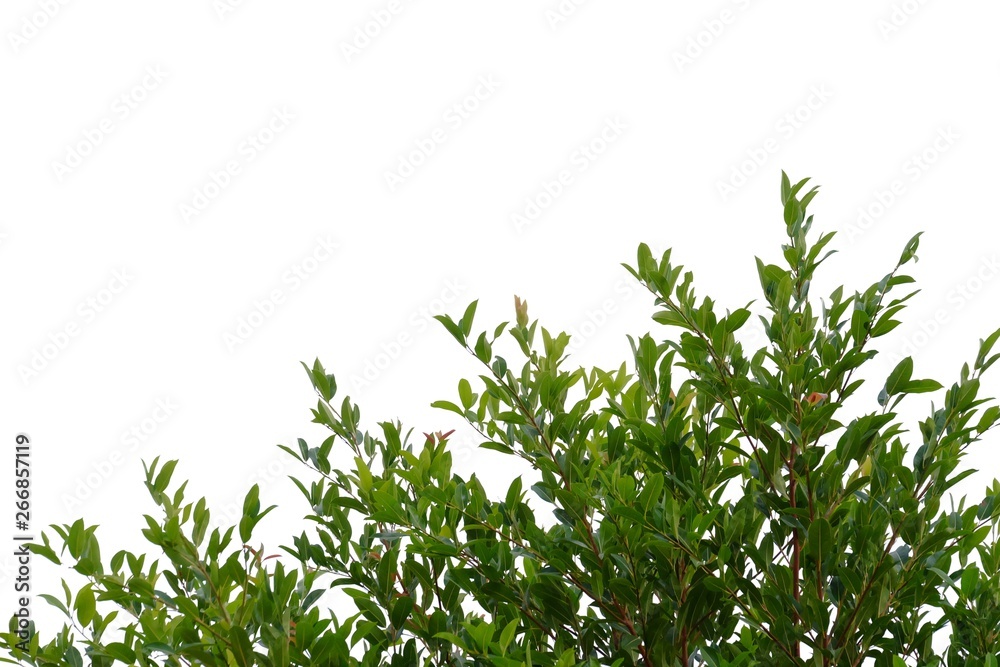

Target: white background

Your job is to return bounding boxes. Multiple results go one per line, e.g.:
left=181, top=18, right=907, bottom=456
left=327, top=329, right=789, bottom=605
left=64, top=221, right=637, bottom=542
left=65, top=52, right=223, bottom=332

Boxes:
left=2, top=0, right=999, bottom=644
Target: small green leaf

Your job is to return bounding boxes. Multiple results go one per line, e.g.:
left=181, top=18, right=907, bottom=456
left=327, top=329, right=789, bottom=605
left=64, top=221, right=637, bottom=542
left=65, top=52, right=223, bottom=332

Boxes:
left=961, top=565, right=979, bottom=597
left=460, top=300, right=478, bottom=337
left=152, top=459, right=178, bottom=494
left=977, top=326, right=1000, bottom=367
left=499, top=619, right=518, bottom=652
left=807, top=517, right=833, bottom=563
left=434, top=632, right=469, bottom=651
left=38, top=594, right=68, bottom=617
left=434, top=314, right=467, bottom=345
left=243, top=484, right=261, bottom=518
left=390, top=596, right=414, bottom=633
left=898, top=232, right=923, bottom=265
left=725, top=308, right=751, bottom=332
left=977, top=405, right=1000, bottom=433
left=27, top=542, right=61, bottom=566
left=229, top=626, right=254, bottom=666
left=458, top=378, right=475, bottom=410
left=431, top=400, right=465, bottom=416
left=901, top=379, right=943, bottom=394
left=885, top=357, right=913, bottom=396
left=789, top=176, right=811, bottom=200
left=800, top=185, right=820, bottom=210
left=784, top=197, right=801, bottom=226
left=74, top=585, right=95, bottom=627
left=64, top=647, right=83, bottom=667
left=103, top=643, right=136, bottom=663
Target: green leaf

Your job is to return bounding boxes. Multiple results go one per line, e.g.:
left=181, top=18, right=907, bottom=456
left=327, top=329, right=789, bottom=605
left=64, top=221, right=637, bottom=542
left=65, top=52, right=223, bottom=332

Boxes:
left=789, top=176, right=811, bottom=200
left=474, top=332, right=493, bottom=363
left=504, top=478, right=524, bottom=512
left=390, top=596, right=414, bottom=633
left=977, top=326, right=1000, bottom=368
left=229, top=626, right=254, bottom=666
left=807, top=517, right=833, bottom=564
left=64, top=647, right=83, bottom=667
left=838, top=567, right=862, bottom=595
left=557, top=648, right=576, bottom=667
left=898, top=232, right=923, bottom=265
left=38, top=593, right=68, bottom=617
left=74, top=585, right=95, bottom=627
left=725, top=308, right=751, bottom=332
left=152, top=459, right=178, bottom=494
left=901, top=379, right=943, bottom=394
left=355, top=457, right=373, bottom=494
left=27, top=541, right=61, bottom=566
left=143, top=642, right=176, bottom=657
left=977, top=405, right=1000, bottom=433
left=961, top=564, right=979, bottom=597
left=480, top=440, right=515, bottom=455
left=103, top=643, right=136, bottom=663
left=885, top=357, right=913, bottom=396
left=783, top=197, right=801, bottom=226
left=434, top=632, right=469, bottom=651
left=243, top=483, right=261, bottom=518
left=499, top=618, right=519, bottom=653
left=303, top=358, right=335, bottom=401
left=800, top=185, right=820, bottom=210
left=637, top=243, right=655, bottom=278
left=458, top=378, right=475, bottom=410
left=431, top=400, right=465, bottom=416
left=460, top=300, right=478, bottom=337
left=434, top=314, right=467, bottom=345
left=928, top=566, right=959, bottom=591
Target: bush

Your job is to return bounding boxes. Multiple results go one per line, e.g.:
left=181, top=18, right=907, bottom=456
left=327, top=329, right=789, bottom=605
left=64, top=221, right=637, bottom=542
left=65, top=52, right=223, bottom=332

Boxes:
left=6, top=174, right=1000, bottom=666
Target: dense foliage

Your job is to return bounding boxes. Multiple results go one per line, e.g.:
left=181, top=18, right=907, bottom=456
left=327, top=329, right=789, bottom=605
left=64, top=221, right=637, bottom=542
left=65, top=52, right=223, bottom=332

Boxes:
left=6, top=174, right=1000, bottom=666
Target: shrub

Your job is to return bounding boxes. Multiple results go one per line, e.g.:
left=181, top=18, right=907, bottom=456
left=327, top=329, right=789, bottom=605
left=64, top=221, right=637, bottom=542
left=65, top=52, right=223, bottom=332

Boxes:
left=6, top=174, right=1000, bottom=666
